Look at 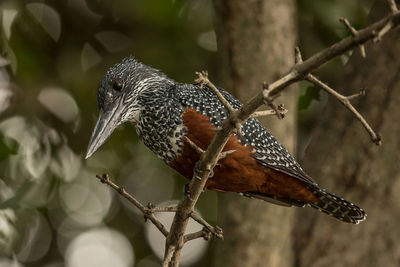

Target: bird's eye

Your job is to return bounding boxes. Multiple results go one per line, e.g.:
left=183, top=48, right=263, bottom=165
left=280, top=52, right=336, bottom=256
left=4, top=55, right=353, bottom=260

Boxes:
left=112, top=80, right=123, bottom=91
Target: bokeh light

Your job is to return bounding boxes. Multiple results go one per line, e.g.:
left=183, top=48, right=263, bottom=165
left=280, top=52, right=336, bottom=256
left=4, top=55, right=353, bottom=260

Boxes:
left=26, top=3, right=61, bottom=42
left=38, top=87, right=79, bottom=123
left=15, top=210, right=52, bottom=263
left=58, top=170, right=114, bottom=227
left=65, top=227, right=134, bottom=267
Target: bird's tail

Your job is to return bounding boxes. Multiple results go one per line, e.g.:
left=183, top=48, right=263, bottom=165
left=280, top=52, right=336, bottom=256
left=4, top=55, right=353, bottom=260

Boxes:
left=308, top=188, right=366, bottom=224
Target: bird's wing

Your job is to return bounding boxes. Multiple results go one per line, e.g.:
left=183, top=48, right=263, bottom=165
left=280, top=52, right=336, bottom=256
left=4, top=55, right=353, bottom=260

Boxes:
left=176, top=83, right=318, bottom=187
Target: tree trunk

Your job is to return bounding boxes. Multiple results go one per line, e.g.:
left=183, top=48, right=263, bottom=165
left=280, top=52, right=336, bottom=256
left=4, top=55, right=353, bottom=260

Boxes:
left=294, top=2, right=400, bottom=267
left=212, top=1, right=298, bottom=266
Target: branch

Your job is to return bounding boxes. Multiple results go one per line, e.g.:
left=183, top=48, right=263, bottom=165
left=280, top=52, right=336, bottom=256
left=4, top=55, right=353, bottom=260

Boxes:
left=183, top=136, right=204, bottom=155
left=387, top=0, right=398, bottom=14
left=196, top=71, right=245, bottom=136
left=263, top=82, right=286, bottom=119
left=347, top=88, right=366, bottom=100
left=184, top=228, right=211, bottom=243
left=95, top=174, right=224, bottom=243
left=94, top=131, right=225, bottom=248
left=339, top=17, right=367, bottom=58
left=190, top=211, right=223, bottom=239
left=305, top=74, right=381, bottom=145
left=163, top=9, right=400, bottom=266
left=95, top=174, right=169, bottom=237
left=373, top=21, right=394, bottom=42
left=148, top=205, right=178, bottom=213
left=195, top=71, right=235, bottom=114
left=249, top=107, right=288, bottom=118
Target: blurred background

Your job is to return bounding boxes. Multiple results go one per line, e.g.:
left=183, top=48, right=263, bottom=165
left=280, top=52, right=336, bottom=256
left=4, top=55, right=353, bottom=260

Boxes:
left=0, top=0, right=385, bottom=266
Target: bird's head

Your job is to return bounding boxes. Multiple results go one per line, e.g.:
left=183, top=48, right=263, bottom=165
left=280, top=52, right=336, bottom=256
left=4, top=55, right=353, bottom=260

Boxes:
left=85, top=57, right=169, bottom=158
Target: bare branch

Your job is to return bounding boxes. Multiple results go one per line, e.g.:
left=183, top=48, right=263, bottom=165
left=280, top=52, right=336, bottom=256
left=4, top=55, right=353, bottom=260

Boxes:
left=263, top=83, right=286, bottom=119
left=347, top=88, right=366, bottom=100
left=373, top=21, right=394, bottom=42
left=183, top=136, right=204, bottom=155
left=162, top=246, right=177, bottom=267
left=211, top=126, right=222, bottom=132
left=95, top=174, right=169, bottom=237
left=305, top=75, right=381, bottom=145
left=249, top=107, right=288, bottom=118
left=195, top=71, right=243, bottom=136
left=294, top=46, right=303, bottom=64
left=195, top=71, right=235, bottom=114
left=95, top=174, right=223, bottom=243
left=387, top=0, right=399, bottom=14
left=339, top=17, right=367, bottom=58
left=218, top=149, right=237, bottom=160
left=184, top=228, right=212, bottom=243
left=149, top=205, right=179, bottom=213
left=234, top=122, right=242, bottom=137
left=190, top=211, right=224, bottom=239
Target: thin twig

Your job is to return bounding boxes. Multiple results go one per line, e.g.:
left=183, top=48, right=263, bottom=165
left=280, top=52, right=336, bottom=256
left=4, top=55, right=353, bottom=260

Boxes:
left=183, top=136, right=204, bottom=154
left=218, top=149, right=237, bottom=160
left=305, top=74, right=381, bottom=145
left=249, top=108, right=288, bottom=118
left=387, top=0, right=399, bottom=14
left=184, top=228, right=212, bottom=243
left=195, top=71, right=236, bottom=114
left=190, top=211, right=224, bottom=239
left=95, top=174, right=169, bottom=237
left=263, top=82, right=286, bottom=119
left=339, top=17, right=366, bottom=58
left=211, top=126, right=222, bottom=132
left=149, top=205, right=179, bottom=213
left=347, top=88, right=366, bottom=100
left=196, top=71, right=243, bottom=136
left=295, top=46, right=303, bottom=64
left=373, top=21, right=394, bottom=42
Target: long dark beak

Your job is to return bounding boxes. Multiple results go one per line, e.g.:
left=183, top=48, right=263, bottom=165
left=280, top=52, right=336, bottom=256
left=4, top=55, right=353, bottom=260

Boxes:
left=85, top=104, right=123, bottom=159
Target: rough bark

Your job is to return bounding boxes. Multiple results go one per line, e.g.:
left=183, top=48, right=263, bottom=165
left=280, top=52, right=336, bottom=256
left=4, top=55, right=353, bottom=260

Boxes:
left=212, top=1, right=298, bottom=266
left=294, top=2, right=400, bottom=267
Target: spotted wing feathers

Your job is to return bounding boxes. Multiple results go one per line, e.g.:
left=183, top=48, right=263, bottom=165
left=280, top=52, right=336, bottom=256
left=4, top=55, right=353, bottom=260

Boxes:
left=177, top=83, right=315, bottom=185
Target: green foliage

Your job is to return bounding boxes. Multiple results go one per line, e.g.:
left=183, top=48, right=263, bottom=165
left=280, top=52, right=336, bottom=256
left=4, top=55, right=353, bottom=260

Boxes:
left=298, top=85, right=320, bottom=110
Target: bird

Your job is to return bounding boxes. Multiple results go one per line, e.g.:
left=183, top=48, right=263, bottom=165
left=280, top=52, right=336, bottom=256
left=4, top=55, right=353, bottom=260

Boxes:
left=86, top=56, right=366, bottom=224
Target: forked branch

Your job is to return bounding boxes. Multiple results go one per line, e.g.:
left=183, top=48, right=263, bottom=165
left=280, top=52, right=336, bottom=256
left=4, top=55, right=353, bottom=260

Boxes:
left=96, top=174, right=169, bottom=237
left=195, top=71, right=235, bottom=114
left=339, top=17, right=367, bottom=58
left=387, top=0, right=399, bottom=14
left=305, top=74, right=381, bottom=145
left=95, top=174, right=223, bottom=240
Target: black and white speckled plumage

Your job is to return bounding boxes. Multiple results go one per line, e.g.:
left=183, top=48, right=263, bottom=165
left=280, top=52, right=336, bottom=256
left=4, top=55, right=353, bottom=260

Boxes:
left=90, top=57, right=366, bottom=224
left=96, top=57, right=311, bottom=182
left=175, top=82, right=317, bottom=186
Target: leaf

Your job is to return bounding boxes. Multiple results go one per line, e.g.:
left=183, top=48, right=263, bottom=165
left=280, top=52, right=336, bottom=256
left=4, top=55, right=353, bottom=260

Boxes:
left=298, top=85, right=320, bottom=110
